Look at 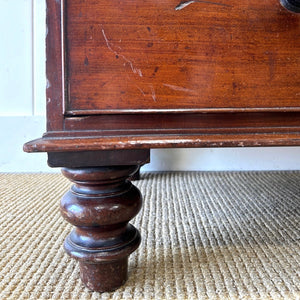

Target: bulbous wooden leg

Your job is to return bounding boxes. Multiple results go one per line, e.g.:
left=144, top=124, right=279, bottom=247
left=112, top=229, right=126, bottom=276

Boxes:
left=60, top=166, right=142, bottom=292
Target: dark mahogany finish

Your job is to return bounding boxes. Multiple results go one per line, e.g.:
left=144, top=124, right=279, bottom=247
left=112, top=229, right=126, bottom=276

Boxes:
left=24, top=0, right=300, bottom=292
left=66, top=0, right=299, bottom=113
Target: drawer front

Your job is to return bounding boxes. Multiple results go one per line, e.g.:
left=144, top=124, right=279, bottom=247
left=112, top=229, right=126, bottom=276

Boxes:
left=65, top=0, right=300, bottom=114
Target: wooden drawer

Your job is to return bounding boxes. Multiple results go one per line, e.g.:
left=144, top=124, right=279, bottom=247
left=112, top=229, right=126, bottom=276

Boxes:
left=65, top=0, right=300, bottom=115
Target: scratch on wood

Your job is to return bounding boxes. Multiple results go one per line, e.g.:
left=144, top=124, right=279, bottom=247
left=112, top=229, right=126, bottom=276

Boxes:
left=150, top=85, right=157, bottom=102
left=102, top=29, right=143, bottom=77
left=163, top=83, right=195, bottom=94
left=136, top=86, right=146, bottom=97
left=175, top=0, right=231, bottom=10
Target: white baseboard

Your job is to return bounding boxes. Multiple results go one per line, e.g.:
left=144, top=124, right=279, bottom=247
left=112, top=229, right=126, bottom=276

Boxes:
left=143, top=148, right=300, bottom=171
left=0, top=116, right=53, bottom=172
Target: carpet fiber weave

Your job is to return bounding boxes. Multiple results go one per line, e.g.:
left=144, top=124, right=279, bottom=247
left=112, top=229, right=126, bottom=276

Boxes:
left=0, top=172, right=299, bottom=299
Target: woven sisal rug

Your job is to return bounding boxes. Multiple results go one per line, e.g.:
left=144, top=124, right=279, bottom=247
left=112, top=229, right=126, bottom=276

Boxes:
left=0, top=172, right=299, bottom=299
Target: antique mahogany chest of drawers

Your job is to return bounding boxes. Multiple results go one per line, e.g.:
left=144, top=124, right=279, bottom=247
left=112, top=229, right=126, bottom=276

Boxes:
left=24, top=0, right=300, bottom=292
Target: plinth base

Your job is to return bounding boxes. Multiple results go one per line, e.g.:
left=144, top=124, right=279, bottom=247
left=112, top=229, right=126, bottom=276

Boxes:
left=80, top=259, right=128, bottom=292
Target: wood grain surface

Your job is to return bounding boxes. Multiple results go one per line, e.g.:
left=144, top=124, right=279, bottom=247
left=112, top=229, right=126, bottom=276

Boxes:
left=65, top=0, right=300, bottom=114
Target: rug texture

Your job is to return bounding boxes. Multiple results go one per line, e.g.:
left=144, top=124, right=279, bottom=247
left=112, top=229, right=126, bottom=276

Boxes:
left=0, top=172, right=299, bottom=299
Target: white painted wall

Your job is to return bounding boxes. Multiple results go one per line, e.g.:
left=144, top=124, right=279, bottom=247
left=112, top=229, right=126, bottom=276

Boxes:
left=0, top=0, right=49, bottom=172
left=0, top=0, right=299, bottom=172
